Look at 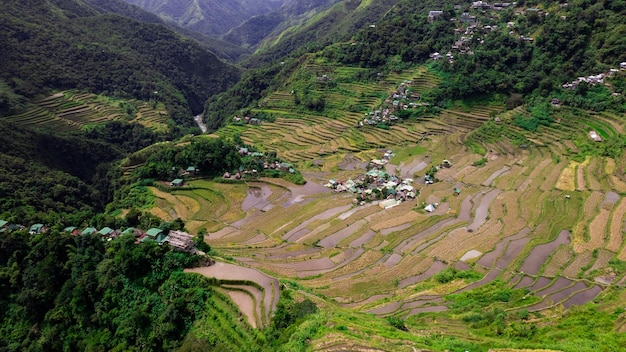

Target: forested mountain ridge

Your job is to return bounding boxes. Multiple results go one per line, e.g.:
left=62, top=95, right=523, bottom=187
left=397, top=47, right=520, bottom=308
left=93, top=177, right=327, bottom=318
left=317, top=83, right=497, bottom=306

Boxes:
left=204, top=0, right=626, bottom=129
left=0, top=0, right=241, bottom=126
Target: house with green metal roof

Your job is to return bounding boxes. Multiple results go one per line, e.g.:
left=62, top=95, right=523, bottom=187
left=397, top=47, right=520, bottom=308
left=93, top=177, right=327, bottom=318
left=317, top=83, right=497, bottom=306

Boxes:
left=82, top=227, right=97, bottom=236
left=170, top=178, right=184, bottom=187
left=0, top=220, right=8, bottom=228
left=143, top=228, right=167, bottom=243
left=186, top=166, right=197, bottom=175
left=29, top=223, right=46, bottom=235
left=122, top=227, right=137, bottom=236
left=98, top=227, right=115, bottom=237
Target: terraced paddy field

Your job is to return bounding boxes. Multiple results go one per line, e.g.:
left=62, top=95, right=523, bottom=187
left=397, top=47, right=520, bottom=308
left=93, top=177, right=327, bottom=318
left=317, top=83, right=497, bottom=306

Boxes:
left=149, top=116, right=626, bottom=349
left=147, top=62, right=626, bottom=348
left=1, top=90, right=169, bottom=132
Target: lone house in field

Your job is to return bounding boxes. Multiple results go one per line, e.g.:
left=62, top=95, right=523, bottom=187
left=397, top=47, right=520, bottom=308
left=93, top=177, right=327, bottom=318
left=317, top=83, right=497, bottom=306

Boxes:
left=589, top=130, right=602, bottom=142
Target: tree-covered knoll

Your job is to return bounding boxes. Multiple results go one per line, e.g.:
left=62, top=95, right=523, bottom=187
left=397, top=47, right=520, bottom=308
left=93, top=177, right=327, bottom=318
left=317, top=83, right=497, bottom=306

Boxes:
left=0, top=0, right=241, bottom=126
left=0, top=230, right=212, bottom=351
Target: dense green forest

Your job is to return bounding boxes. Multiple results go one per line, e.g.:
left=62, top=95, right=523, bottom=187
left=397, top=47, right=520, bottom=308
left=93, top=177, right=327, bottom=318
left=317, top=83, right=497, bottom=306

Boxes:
left=0, top=0, right=241, bottom=126
left=0, top=229, right=321, bottom=351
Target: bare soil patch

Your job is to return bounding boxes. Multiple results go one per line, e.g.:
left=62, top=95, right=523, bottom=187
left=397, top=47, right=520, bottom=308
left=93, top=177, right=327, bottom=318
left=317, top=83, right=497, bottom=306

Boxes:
left=482, top=166, right=510, bottom=187
left=585, top=158, right=604, bottom=190
left=384, top=253, right=403, bottom=267
left=349, top=230, right=377, bottom=248
left=185, top=262, right=279, bottom=324
left=282, top=204, right=352, bottom=241
left=562, top=251, right=593, bottom=277
left=585, top=248, right=614, bottom=274
left=318, top=220, right=367, bottom=248
left=574, top=208, right=609, bottom=253
left=555, top=161, right=577, bottom=191
left=222, top=289, right=257, bottom=328
left=542, top=245, right=572, bottom=277
left=380, top=223, right=412, bottom=235
left=460, top=250, right=482, bottom=262
left=576, top=160, right=587, bottom=191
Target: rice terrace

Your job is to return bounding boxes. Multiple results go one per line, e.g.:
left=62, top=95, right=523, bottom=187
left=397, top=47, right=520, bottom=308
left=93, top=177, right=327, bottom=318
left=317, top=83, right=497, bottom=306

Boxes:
left=140, top=62, right=626, bottom=350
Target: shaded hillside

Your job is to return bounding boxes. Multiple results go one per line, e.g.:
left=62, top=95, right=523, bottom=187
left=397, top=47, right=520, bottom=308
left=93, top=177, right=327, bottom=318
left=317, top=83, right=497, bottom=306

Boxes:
left=0, top=121, right=124, bottom=222
left=84, top=0, right=250, bottom=61
left=0, top=0, right=241, bottom=126
left=123, top=0, right=284, bottom=36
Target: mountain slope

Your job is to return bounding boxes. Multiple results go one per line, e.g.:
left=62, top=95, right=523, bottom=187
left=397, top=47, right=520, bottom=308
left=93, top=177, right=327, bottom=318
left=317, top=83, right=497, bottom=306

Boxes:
left=222, top=0, right=342, bottom=49
left=0, top=0, right=241, bottom=126
left=122, top=0, right=285, bottom=36
left=236, top=0, right=401, bottom=66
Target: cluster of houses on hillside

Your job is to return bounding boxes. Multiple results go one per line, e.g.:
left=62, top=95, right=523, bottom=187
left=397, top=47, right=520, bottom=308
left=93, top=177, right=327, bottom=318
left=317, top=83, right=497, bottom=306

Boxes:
left=170, top=166, right=199, bottom=187
left=358, top=81, right=426, bottom=127
left=562, top=64, right=626, bottom=91
left=325, top=151, right=418, bottom=208
left=428, top=2, right=548, bottom=64
left=222, top=146, right=295, bottom=180
left=232, top=115, right=262, bottom=125
left=0, top=219, right=197, bottom=252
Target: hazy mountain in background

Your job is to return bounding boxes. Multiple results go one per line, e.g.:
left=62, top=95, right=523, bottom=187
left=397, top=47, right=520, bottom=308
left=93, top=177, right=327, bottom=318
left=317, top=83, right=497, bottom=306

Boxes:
left=222, top=0, right=341, bottom=49
left=122, top=0, right=285, bottom=36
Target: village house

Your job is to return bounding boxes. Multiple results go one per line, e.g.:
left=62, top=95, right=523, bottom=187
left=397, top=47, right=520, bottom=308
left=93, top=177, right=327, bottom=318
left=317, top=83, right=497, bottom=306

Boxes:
left=249, top=118, right=262, bottom=125
left=430, top=52, right=443, bottom=60
left=141, top=228, right=168, bottom=243
left=82, top=227, right=97, bottom=236
left=185, top=166, right=197, bottom=175
left=164, top=230, right=195, bottom=251
left=424, top=203, right=437, bottom=212
left=492, top=2, right=512, bottom=10
left=621, top=62, right=626, bottom=70
left=471, top=1, right=491, bottom=9
left=170, top=178, right=184, bottom=187
left=122, top=227, right=143, bottom=238
left=589, top=130, right=602, bottom=142
left=0, top=220, right=7, bottom=230
left=63, top=226, right=82, bottom=236
left=428, top=10, right=444, bottom=22
left=98, top=227, right=116, bottom=239
left=461, top=12, right=477, bottom=23
left=29, top=223, right=47, bottom=235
